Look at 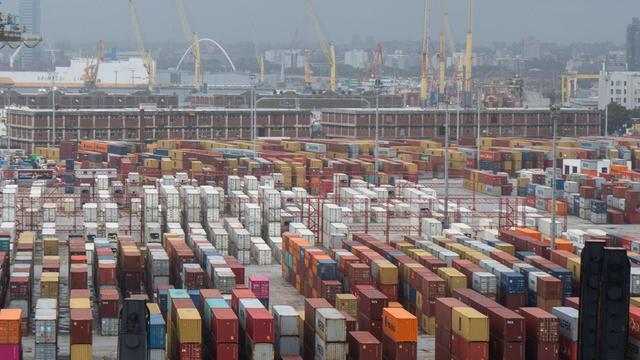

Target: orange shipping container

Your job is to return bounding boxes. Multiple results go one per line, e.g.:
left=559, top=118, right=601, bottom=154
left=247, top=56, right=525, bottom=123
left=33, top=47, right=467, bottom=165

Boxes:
left=516, top=227, right=542, bottom=241
left=0, top=309, right=22, bottom=344
left=382, top=307, right=418, bottom=342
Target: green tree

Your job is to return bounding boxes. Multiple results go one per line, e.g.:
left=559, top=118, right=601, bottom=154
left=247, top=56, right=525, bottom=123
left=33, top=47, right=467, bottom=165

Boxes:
left=605, top=102, right=640, bottom=135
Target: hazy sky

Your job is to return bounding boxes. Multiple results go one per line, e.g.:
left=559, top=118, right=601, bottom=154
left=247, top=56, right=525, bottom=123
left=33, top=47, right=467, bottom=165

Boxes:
left=3, top=0, right=639, bottom=47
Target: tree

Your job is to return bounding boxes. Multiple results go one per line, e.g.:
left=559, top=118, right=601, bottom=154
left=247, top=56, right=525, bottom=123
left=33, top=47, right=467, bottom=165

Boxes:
left=605, top=102, right=640, bottom=135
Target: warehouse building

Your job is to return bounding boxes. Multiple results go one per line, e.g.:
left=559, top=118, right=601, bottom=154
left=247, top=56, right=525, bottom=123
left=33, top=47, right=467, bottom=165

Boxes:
left=320, top=108, right=601, bottom=139
left=7, top=107, right=311, bottom=152
left=0, top=90, right=178, bottom=109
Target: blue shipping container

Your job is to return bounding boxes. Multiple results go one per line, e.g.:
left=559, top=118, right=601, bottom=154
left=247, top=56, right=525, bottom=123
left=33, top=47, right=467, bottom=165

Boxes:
left=516, top=251, right=536, bottom=261
left=148, top=313, right=166, bottom=349
left=500, top=272, right=526, bottom=294
left=527, top=290, right=538, bottom=306
left=317, top=259, right=338, bottom=280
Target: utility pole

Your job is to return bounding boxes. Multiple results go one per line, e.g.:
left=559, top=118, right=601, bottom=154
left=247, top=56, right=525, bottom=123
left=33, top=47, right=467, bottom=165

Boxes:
left=374, top=79, right=382, bottom=186
left=52, top=72, right=56, bottom=146
left=250, top=74, right=257, bottom=158
left=550, top=104, right=560, bottom=250
left=604, top=102, right=608, bottom=136
left=444, top=100, right=450, bottom=229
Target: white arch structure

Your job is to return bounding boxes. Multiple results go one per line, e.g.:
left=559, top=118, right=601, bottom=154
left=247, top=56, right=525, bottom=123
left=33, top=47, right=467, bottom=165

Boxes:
left=176, top=38, right=237, bottom=73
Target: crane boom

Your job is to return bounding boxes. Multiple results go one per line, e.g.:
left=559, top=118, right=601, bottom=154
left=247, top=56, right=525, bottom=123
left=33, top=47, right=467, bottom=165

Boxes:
left=420, top=0, right=430, bottom=106
left=251, top=29, right=265, bottom=83
left=464, top=0, right=473, bottom=96
left=176, top=0, right=202, bottom=91
left=128, top=0, right=155, bottom=91
left=305, top=0, right=336, bottom=91
left=438, top=0, right=446, bottom=100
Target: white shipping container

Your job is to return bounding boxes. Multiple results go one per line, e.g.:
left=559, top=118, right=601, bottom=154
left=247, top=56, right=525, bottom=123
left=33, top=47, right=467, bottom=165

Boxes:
left=421, top=218, right=443, bottom=238
left=528, top=272, right=551, bottom=292
left=236, top=249, right=251, bottom=265
left=632, top=268, right=640, bottom=296
left=251, top=243, right=272, bottom=265
left=315, top=308, right=346, bottom=342
left=144, top=189, right=159, bottom=207
left=35, top=308, right=57, bottom=344
left=243, top=176, right=259, bottom=192
left=314, top=334, right=347, bottom=360
left=272, top=305, right=299, bottom=336
left=472, top=272, right=497, bottom=294
left=267, top=222, right=281, bottom=237
left=551, top=307, right=578, bottom=342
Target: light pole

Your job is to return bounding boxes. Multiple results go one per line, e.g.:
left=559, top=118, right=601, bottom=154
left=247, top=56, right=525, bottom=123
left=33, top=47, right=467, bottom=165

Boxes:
left=444, top=100, right=450, bottom=229
left=604, top=102, right=608, bottom=136
left=115, top=70, right=118, bottom=88
left=550, top=104, right=560, bottom=250
left=51, top=72, right=57, bottom=147
left=250, top=74, right=257, bottom=158
left=374, top=79, right=382, bottom=186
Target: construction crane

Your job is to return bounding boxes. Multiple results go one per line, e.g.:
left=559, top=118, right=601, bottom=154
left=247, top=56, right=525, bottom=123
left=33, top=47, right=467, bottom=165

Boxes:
left=304, top=52, right=314, bottom=89
left=128, top=0, right=155, bottom=91
left=305, top=0, right=337, bottom=92
left=82, top=40, right=106, bottom=90
left=463, top=0, right=474, bottom=106
left=561, top=73, right=599, bottom=103
left=438, top=0, right=446, bottom=101
left=251, top=29, right=265, bottom=83
left=176, top=0, right=202, bottom=92
left=420, top=0, right=430, bottom=107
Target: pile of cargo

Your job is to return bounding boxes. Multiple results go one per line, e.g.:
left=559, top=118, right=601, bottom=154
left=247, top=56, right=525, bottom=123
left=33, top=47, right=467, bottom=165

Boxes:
left=70, top=290, right=93, bottom=359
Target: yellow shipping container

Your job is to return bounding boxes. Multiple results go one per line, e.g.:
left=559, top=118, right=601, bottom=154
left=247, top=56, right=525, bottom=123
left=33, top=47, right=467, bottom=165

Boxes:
left=451, top=307, right=490, bottom=342
left=41, top=273, right=59, bottom=298
left=70, top=344, right=92, bottom=360
left=169, top=149, right=183, bottom=160
left=70, top=298, right=91, bottom=309
left=466, top=251, right=491, bottom=264
left=43, top=237, right=58, bottom=256
left=177, top=308, right=202, bottom=343
left=421, top=315, right=436, bottom=335
left=191, top=161, right=203, bottom=171
left=437, top=268, right=467, bottom=295
left=632, top=298, right=640, bottom=307
left=160, top=158, right=173, bottom=171
left=335, top=294, right=357, bottom=317
left=566, top=257, right=581, bottom=282
left=376, top=262, right=398, bottom=285
left=173, top=160, right=183, bottom=170
left=495, top=243, right=515, bottom=256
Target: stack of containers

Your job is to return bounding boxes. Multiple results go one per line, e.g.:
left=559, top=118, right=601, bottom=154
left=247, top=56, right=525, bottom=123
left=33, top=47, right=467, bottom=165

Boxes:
left=304, top=298, right=332, bottom=359
left=272, top=305, right=301, bottom=359
left=0, top=309, right=21, bottom=360
left=322, top=203, right=347, bottom=249
left=242, top=203, right=262, bottom=238
left=355, top=285, right=388, bottom=341
left=148, top=303, right=167, bottom=359
left=451, top=306, right=490, bottom=360
left=98, top=289, right=119, bottom=336
left=242, top=307, right=275, bottom=359
left=183, top=187, right=201, bottom=223
left=248, top=275, right=269, bottom=308
left=381, top=308, right=418, bottom=360
left=315, top=308, right=347, bottom=360
left=167, top=289, right=202, bottom=360
left=200, top=186, right=221, bottom=224
left=552, top=307, right=578, bottom=360
left=262, top=188, right=282, bottom=241
left=144, top=188, right=160, bottom=233
left=119, top=240, right=142, bottom=297
left=347, top=331, right=382, bottom=360
left=2, top=185, right=16, bottom=225
left=516, top=307, right=560, bottom=359
left=146, top=244, right=170, bottom=303
left=94, top=240, right=117, bottom=295
left=35, top=299, right=57, bottom=359
left=10, top=231, right=34, bottom=335
left=161, top=185, right=181, bottom=225
left=227, top=218, right=251, bottom=265
left=70, top=291, right=93, bottom=359
left=209, top=301, right=238, bottom=359
left=434, top=298, right=467, bottom=360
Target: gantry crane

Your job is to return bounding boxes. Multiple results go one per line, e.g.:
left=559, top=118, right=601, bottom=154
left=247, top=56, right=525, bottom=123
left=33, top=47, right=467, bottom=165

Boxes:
left=463, top=0, right=474, bottom=106
left=176, top=0, right=202, bottom=92
left=561, top=73, right=599, bottom=103
left=128, top=0, right=155, bottom=91
left=420, top=0, right=430, bottom=107
left=82, top=40, right=106, bottom=90
left=305, top=0, right=337, bottom=92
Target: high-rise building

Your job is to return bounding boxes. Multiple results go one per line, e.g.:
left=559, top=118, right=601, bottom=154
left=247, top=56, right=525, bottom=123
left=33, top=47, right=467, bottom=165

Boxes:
left=19, top=0, right=42, bottom=69
left=344, top=50, right=369, bottom=69
left=522, top=37, right=541, bottom=61
left=628, top=17, right=640, bottom=71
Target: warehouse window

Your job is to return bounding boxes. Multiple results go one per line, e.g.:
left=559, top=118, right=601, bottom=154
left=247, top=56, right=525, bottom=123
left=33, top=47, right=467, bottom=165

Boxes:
left=491, top=115, right=498, bottom=124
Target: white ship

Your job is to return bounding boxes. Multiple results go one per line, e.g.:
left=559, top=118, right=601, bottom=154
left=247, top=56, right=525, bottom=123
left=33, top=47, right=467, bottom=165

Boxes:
left=0, top=57, right=153, bottom=88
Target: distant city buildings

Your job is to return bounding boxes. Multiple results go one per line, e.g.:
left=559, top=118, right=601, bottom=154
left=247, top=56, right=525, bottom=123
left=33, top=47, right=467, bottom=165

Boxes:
left=606, top=51, right=628, bottom=71
left=628, top=17, right=640, bottom=71
left=598, top=70, right=640, bottom=110
left=522, top=37, right=541, bottom=60
left=384, top=50, right=409, bottom=70
left=264, top=49, right=304, bottom=69
left=344, top=50, right=369, bottom=69
left=19, top=0, right=41, bottom=69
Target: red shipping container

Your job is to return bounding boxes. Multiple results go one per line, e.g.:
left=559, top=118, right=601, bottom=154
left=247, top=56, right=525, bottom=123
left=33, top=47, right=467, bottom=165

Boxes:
left=377, top=284, right=398, bottom=302
left=9, top=276, right=29, bottom=300
left=97, top=263, right=117, bottom=286
left=304, top=298, right=332, bottom=327
left=226, top=261, right=245, bottom=285
left=121, top=250, right=141, bottom=272
left=70, top=289, right=90, bottom=299
left=211, top=342, right=238, bottom=360
left=500, top=293, right=526, bottom=310
left=357, top=288, right=389, bottom=320
left=381, top=333, right=417, bottom=360
left=0, top=344, right=20, bottom=360
left=435, top=297, right=466, bottom=330
left=529, top=341, right=559, bottom=360
left=211, top=308, right=239, bottom=343
left=248, top=275, right=269, bottom=299
left=347, top=331, right=382, bottom=360
left=630, top=306, right=640, bottom=339
left=183, top=266, right=205, bottom=289
left=516, top=307, right=559, bottom=343
left=489, top=337, right=524, bottom=360
left=435, top=344, right=450, bottom=360
left=178, top=343, right=202, bottom=360
left=320, top=280, right=342, bottom=305
left=70, top=308, right=92, bottom=344
left=348, top=263, right=372, bottom=285
left=536, top=276, right=562, bottom=299
left=450, top=332, right=488, bottom=360
left=486, top=307, right=525, bottom=343
left=436, top=323, right=451, bottom=353
left=231, top=289, right=256, bottom=314
left=70, top=264, right=88, bottom=290
left=99, top=289, right=120, bottom=318
left=358, top=312, right=383, bottom=340
left=340, top=311, right=357, bottom=332
left=558, top=335, right=577, bottom=360
left=245, top=308, right=274, bottom=343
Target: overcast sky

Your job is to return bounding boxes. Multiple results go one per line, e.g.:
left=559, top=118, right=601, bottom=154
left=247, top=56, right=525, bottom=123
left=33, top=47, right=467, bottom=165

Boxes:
left=3, top=0, right=639, bottom=47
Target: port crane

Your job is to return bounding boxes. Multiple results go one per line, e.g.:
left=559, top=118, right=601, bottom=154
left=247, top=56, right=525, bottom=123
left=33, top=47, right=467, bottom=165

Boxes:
left=561, top=73, right=599, bottom=104
left=463, top=0, right=474, bottom=106
left=176, top=0, right=202, bottom=92
left=128, top=0, right=155, bottom=91
left=304, top=52, right=314, bottom=90
left=0, top=12, right=41, bottom=48
left=305, top=0, right=337, bottom=92
left=82, top=40, right=106, bottom=90
left=420, top=0, right=430, bottom=107
left=251, top=31, right=265, bottom=84
left=438, top=0, right=446, bottom=102
left=363, top=43, right=384, bottom=81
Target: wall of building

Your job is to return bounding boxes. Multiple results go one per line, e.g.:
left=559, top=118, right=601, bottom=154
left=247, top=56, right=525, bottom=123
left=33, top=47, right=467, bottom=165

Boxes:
left=320, top=108, right=601, bottom=139
left=598, top=71, right=640, bottom=110
left=0, top=91, right=179, bottom=109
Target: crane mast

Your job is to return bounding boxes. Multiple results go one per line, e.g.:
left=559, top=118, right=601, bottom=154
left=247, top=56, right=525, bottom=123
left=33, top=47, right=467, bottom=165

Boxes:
left=251, top=30, right=265, bottom=83
left=83, top=40, right=106, bottom=90
left=420, top=0, right=430, bottom=107
left=464, top=0, right=474, bottom=105
left=176, top=0, right=202, bottom=92
left=128, top=0, right=155, bottom=91
left=305, top=0, right=337, bottom=92
left=438, top=0, right=446, bottom=101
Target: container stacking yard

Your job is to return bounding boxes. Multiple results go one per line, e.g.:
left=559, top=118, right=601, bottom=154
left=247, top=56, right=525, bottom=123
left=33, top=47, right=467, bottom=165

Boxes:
left=0, top=135, right=637, bottom=359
